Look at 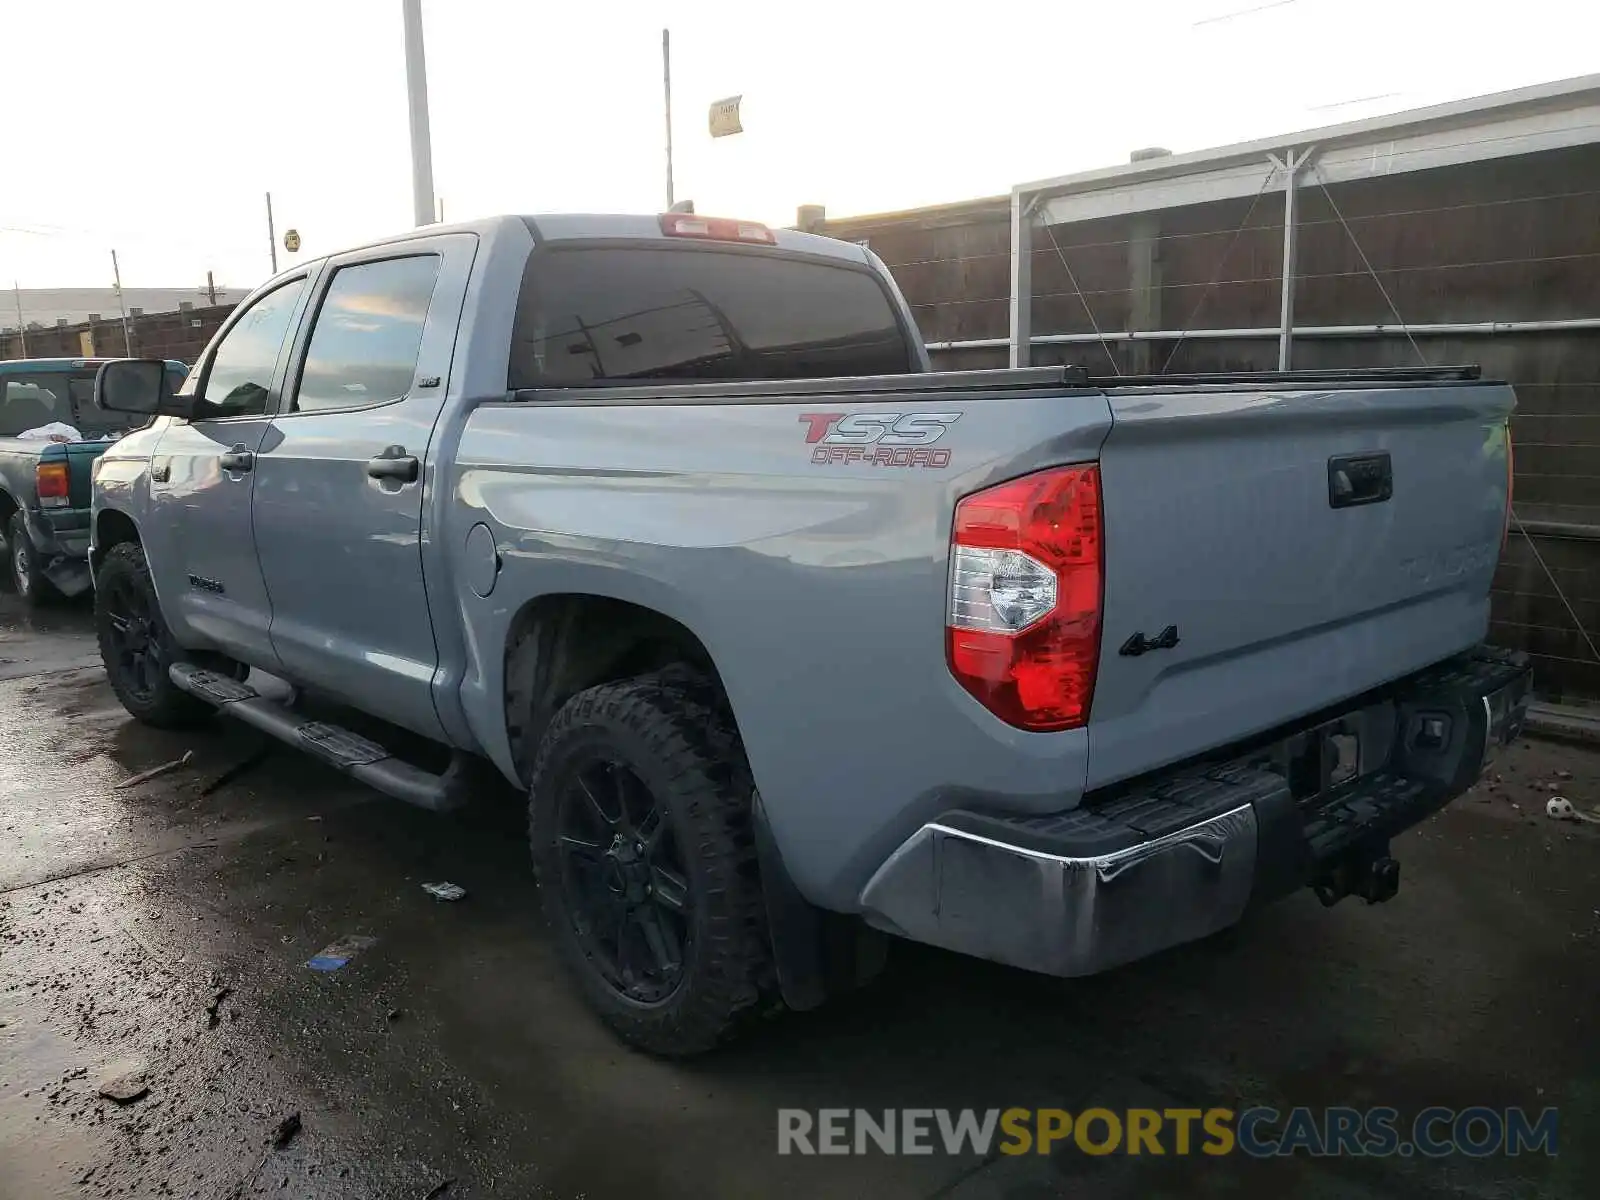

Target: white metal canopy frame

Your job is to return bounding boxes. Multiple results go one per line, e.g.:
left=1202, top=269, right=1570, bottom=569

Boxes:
left=993, top=74, right=1600, bottom=370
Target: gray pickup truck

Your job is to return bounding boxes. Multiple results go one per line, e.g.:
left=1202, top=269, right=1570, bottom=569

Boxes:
left=89, top=212, right=1530, bottom=1055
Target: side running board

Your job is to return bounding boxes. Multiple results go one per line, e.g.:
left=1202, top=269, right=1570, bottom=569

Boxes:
left=169, top=663, right=466, bottom=812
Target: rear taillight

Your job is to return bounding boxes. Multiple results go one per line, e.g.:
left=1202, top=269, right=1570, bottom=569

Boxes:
left=36, top=461, right=70, bottom=508
left=947, top=465, right=1103, bottom=731
left=658, top=213, right=777, bottom=244
left=1501, top=421, right=1514, bottom=552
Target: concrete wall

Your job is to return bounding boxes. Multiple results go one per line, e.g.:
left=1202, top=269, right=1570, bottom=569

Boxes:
left=825, top=142, right=1600, bottom=699
left=1, top=304, right=235, bottom=366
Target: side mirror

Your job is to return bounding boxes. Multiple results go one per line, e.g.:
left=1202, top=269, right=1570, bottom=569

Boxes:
left=94, top=359, right=194, bottom=419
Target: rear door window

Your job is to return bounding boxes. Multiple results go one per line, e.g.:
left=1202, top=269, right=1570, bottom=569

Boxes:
left=290, top=254, right=441, bottom=413
left=509, top=246, right=912, bottom=387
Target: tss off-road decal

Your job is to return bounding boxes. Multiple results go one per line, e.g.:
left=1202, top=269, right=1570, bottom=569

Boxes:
left=799, top=412, right=961, bottom=467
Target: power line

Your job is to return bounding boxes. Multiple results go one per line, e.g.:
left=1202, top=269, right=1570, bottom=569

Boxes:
left=1039, top=221, right=1120, bottom=375
left=1193, top=0, right=1306, bottom=27
left=1161, top=169, right=1277, bottom=373
left=1309, top=162, right=1427, bottom=366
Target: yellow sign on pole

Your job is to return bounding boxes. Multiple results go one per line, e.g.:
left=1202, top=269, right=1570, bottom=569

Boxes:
left=78, top=330, right=95, bottom=357
left=709, top=96, right=743, bottom=138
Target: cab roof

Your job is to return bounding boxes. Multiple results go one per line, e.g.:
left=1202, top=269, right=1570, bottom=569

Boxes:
left=264, top=212, right=873, bottom=281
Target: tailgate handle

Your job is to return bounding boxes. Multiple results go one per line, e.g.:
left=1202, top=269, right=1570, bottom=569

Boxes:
left=1328, top=452, right=1392, bottom=509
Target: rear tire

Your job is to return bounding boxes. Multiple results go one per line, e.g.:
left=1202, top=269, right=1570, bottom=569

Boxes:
left=95, top=541, right=213, bottom=728
left=527, top=674, right=777, bottom=1056
left=7, top=512, right=60, bottom=606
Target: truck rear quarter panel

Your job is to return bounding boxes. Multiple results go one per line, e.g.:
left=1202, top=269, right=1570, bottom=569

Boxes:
left=448, top=389, right=1113, bottom=910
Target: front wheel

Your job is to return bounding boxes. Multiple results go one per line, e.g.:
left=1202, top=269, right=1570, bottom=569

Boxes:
left=94, top=541, right=213, bottom=728
left=527, top=675, right=777, bottom=1056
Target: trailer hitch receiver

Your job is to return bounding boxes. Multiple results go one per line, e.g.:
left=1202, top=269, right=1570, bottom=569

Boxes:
left=1313, top=850, right=1401, bottom=907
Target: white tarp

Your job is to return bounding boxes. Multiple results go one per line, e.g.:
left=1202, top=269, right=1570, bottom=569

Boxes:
left=17, top=423, right=82, bottom=443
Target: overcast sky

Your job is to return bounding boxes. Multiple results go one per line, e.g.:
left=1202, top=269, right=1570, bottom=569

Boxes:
left=4, top=0, right=1596, bottom=293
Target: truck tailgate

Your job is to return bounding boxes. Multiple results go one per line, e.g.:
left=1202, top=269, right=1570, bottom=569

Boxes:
left=1088, top=380, right=1514, bottom=789
left=59, top=440, right=114, bottom=509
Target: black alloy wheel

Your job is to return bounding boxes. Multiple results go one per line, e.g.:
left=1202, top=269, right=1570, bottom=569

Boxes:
left=100, top=567, right=166, bottom=705
left=555, top=754, right=693, bottom=1005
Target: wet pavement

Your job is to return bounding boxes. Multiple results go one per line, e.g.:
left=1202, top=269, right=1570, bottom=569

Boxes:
left=1, top=592, right=1597, bottom=1200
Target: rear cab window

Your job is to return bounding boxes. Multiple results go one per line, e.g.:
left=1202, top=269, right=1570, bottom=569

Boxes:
left=0, top=374, right=72, bottom=436
left=508, top=244, right=914, bottom=387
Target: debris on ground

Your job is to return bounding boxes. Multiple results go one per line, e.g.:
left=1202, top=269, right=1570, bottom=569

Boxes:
left=198, top=743, right=274, bottom=798
left=423, top=1177, right=456, bottom=1199
left=206, top=986, right=233, bottom=1028
left=230, top=1112, right=304, bottom=1199
left=115, top=750, right=194, bottom=791
left=387, top=1008, right=404, bottom=1022
left=97, top=1065, right=150, bottom=1104
left=271, top=1111, right=302, bottom=1150
left=421, top=882, right=467, bottom=902
left=307, top=934, right=378, bottom=971
left=1547, top=796, right=1600, bottom=824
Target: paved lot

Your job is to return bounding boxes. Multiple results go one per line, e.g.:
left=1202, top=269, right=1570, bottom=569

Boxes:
left=1, top=592, right=1597, bottom=1199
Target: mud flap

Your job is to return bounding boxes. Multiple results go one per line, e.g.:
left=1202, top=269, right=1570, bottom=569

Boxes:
left=43, top=556, right=93, bottom=598
left=753, top=790, right=887, bottom=1011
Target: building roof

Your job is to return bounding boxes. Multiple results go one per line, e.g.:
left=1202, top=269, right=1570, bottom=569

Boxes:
left=1018, top=73, right=1600, bottom=226
left=3, top=287, right=250, bottom=333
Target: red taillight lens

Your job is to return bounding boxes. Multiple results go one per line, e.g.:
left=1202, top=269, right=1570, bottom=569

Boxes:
left=947, top=465, right=1103, bottom=731
left=36, top=461, right=70, bottom=506
left=658, top=213, right=776, bottom=244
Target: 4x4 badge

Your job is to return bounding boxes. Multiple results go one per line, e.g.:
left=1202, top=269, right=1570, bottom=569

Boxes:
left=1119, top=625, right=1180, bottom=657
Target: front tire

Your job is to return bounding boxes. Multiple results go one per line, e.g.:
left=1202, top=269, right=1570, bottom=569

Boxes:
left=527, top=675, right=777, bottom=1056
left=7, top=512, right=59, bottom=606
left=94, top=541, right=213, bottom=728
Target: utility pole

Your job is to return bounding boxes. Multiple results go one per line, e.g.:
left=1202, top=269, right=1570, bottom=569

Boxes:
left=12, top=282, right=27, bottom=358
left=111, top=250, right=134, bottom=356
left=402, top=0, right=437, bottom=227
left=206, top=270, right=218, bottom=306
left=662, top=29, right=675, bottom=210
left=266, top=192, right=279, bottom=274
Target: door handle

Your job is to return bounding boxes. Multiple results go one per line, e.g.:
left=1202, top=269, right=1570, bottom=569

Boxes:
left=366, top=446, right=420, bottom=484
left=219, top=445, right=254, bottom=473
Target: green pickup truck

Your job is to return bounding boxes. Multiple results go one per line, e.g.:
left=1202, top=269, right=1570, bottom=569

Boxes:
left=0, top=357, right=187, bottom=603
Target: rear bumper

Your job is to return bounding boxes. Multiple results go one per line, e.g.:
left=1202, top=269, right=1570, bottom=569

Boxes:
left=858, top=645, right=1531, bottom=978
